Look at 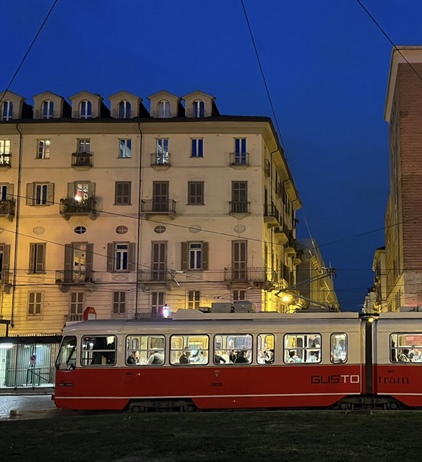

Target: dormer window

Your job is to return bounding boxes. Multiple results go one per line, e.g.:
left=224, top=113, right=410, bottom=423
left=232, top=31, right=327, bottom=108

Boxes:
left=118, top=100, right=131, bottom=119
left=158, top=100, right=170, bottom=118
left=2, top=101, right=13, bottom=121
left=42, top=100, right=54, bottom=119
left=193, top=100, right=204, bottom=118
left=80, top=100, right=92, bottom=119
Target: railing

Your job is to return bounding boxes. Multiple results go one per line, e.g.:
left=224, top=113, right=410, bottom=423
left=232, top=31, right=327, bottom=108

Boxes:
left=151, top=152, right=171, bottom=167
left=138, top=269, right=172, bottom=283
left=141, top=199, right=176, bottom=216
left=72, top=152, right=93, bottom=167
left=60, top=196, right=98, bottom=220
left=224, top=267, right=276, bottom=283
left=229, top=201, right=250, bottom=214
left=185, top=108, right=211, bottom=118
left=0, top=199, right=15, bottom=220
left=264, top=203, right=281, bottom=226
left=230, top=152, right=249, bottom=166
left=55, top=270, right=95, bottom=285
left=0, top=153, right=12, bottom=167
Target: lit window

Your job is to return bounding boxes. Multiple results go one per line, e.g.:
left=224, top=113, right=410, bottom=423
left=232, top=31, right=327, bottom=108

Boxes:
left=37, top=140, right=50, bottom=159
left=157, top=100, right=170, bottom=118
left=192, top=100, right=204, bottom=118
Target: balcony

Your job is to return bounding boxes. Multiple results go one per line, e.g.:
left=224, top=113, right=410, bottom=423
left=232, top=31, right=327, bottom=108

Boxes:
left=264, top=203, right=281, bottom=228
left=151, top=152, right=171, bottom=169
left=72, top=152, right=93, bottom=168
left=285, top=236, right=298, bottom=256
left=0, top=199, right=15, bottom=221
left=0, top=153, right=11, bottom=168
left=60, top=196, right=98, bottom=220
left=141, top=199, right=176, bottom=219
left=138, top=269, right=176, bottom=289
left=229, top=201, right=250, bottom=216
left=55, top=270, right=95, bottom=292
left=224, top=267, right=277, bottom=289
left=230, top=152, right=249, bottom=168
left=274, top=225, right=289, bottom=244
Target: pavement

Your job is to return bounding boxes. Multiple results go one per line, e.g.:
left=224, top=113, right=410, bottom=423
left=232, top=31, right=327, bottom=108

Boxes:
left=0, top=388, right=61, bottom=420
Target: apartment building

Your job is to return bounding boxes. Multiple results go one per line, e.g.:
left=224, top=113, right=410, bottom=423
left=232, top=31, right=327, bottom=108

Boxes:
left=0, top=89, right=301, bottom=335
left=384, top=46, right=422, bottom=311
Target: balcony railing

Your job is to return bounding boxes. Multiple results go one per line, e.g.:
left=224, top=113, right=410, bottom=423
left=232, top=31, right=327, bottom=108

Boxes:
left=72, top=152, right=93, bottom=167
left=224, top=267, right=277, bottom=284
left=151, top=152, right=171, bottom=167
left=138, top=269, right=173, bottom=283
left=0, top=153, right=11, bottom=167
left=230, top=152, right=249, bottom=166
left=274, top=224, right=289, bottom=244
left=141, top=199, right=176, bottom=218
left=55, top=270, right=95, bottom=285
left=59, top=196, right=98, bottom=220
left=229, top=201, right=250, bottom=214
left=0, top=199, right=15, bottom=221
left=264, top=203, right=281, bottom=227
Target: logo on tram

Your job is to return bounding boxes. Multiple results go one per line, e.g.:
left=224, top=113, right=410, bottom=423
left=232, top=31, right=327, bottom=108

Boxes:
left=311, top=375, right=360, bottom=384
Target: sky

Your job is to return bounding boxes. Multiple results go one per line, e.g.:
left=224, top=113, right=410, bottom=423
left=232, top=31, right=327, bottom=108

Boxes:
left=1, top=0, right=421, bottom=311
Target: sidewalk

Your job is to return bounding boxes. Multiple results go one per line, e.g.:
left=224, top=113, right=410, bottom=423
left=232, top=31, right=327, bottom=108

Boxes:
left=0, top=386, right=54, bottom=396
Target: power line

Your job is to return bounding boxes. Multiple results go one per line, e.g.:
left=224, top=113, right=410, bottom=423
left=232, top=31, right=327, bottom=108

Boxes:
left=240, top=0, right=285, bottom=148
left=0, top=0, right=59, bottom=105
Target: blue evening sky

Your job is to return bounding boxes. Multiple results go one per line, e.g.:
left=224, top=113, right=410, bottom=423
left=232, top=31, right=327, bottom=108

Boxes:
left=1, top=0, right=421, bottom=311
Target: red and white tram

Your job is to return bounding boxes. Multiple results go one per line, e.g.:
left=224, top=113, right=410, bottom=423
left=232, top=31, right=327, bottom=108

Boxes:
left=53, top=310, right=422, bottom=411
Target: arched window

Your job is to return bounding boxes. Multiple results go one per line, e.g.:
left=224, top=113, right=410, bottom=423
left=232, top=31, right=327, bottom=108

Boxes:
left=118, top=100, right=131, bottom=119
left=157, top=100, right=170, bottom=118
left=42, top=100, right=54, bottom=119
left=80, top=100, right=92, bottom=119
left=192, top=100, right=204, bottom=118
left=2, top=101, right=13, bottom=121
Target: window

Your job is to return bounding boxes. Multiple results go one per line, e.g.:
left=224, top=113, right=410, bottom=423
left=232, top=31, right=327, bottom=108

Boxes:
left=107, top=242, right=135, bottom=272
left=77, top=139, right=91, bottom=154
left=64, top=243, right=94, bottom=283
left=42, top=100, right=54, bottom=119
left=234, top=138, right=247, bottom=164
left=26, top=183, right=54, bottom=206
left=152, top=182, right=169, bottom=212
left=28, top=292, right=42, bottom=316
left=80, top=100, right=92, bottom=119
left=188, top=290, right=200, bottom=309
left=29, top=243, right=46, bottom=273
left=67, top=181, right=93, bottom=202
left=257, top=334, right=275, bottom=365
left=170, top=334, right=208, bottom=365
left=390, top=333, right=422, bottom=363
left=182, top=242, right=208, bottom=271
left=113, top=292, right=126, bottom=314
left=37, top=140, right=50, bottom=159
left=232, top=240, right=247, bottom=281
left=69, top=292, right=84, bottom=321
left=191, top=139, right=203, bottom=158
left=115, top=182, right=131, bottom=205
left=214, top=334, right=252, bottom=365
left=231, top=182, right=248, bottom=213
left=284, top=333, right=322, bottom=364
left=81, top=335, right=116, bottom=366
left=0, top=139, right=11, bottom=166
left=2, top=101, right=13, bottom=121
left=152, top=241, right=167, bottom=281
left=157, top=100, right=170, bottom=118
left=331, top=333, right=347, bottom=363
left=118, top=101, right=131, bottom=119
left=55, top=336, right=77, bottom=369
left=188, top=181, right=204, bottom=205
left=151, top=291, right=165, bottom=318
left=126, top=335, right=165, bottom=365
left=233, top=290, right=246, bottom=301
left=0, top=243, right=11, bottom=283
left=118, top=139, right=132, bottom=158
left=156, top=139, right=169, bottom=164
left=192, top=100, right=205, bottom=118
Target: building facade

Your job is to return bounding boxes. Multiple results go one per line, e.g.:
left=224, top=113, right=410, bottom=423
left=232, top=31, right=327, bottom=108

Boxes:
left=384, top=47, right=422, bottom=311
left=0, top=89, right=301, bottom=335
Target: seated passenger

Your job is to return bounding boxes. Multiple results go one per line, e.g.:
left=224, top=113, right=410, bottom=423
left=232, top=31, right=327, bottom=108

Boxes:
left=214, top=350, right=227, bottom=364
left=235, top=350, right=249, bottom=364
left=179, top=350, right=190, bottom=364
left=398, top=349, right=410, bottom=362
left=127, top=351, right=139, bottom=365
left=264, top=349, right=274, bottom=364
left=308, top=352, right=319, bottom=362
left=229, top=350, right=238, bottom=363
left=287, top=350, right=301, bottom=363
left=148, top=349, right=164, bottom=365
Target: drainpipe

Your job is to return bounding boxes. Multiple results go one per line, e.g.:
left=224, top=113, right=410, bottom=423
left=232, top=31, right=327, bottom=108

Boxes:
left=10, top=123, right=23, bottom=328
left=135, top=123, right=144, bottom=319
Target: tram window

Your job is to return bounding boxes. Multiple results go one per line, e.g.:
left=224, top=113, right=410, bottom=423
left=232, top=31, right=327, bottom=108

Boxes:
left=55, top=336, right=77, bottom=370
left=214, top=334, right=252, bottom=365
left=257, top=334, right=275, bottom=365
left=284, top=334, right=321, bottom=364
left=81, top=335, right=116, bottom=366
left=170, top=335, right=209, bottom=365
left=390, top=333, right=422, bottom=363
left=125, top=335, right=165, bottom=365
left=330, top=333, right=347, bottom=364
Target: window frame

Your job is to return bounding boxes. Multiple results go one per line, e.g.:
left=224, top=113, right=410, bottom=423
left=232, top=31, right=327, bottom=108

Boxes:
left=191, top=138, right=204, bottom=158
left=113, top=291, right=126, bottom=315
left=2, top=101, right=13, bottom=121
left=118, top=139, right=132, bottom=158
left=37, top=139, right=51, bottom=159
left=170, top=334, right=209, bottom=365
left=28, top=291, right=43, bottom=316
left=187, top=290, right=201, bottom=309
left=115, top=181, right=131, bottom=205
left=29, top=242, right=46, bottom=274
left=125, top=334, right=165, bottom=366
left=187, top=181, right=204, bottom=205
left=42, top=100, right=54, bottom=119
left=213, top=333, right=253, bottom=365
left=80, top=100, right=92, bottom=119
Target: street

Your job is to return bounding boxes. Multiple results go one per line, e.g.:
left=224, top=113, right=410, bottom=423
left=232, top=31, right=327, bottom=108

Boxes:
left=0, top=394, right=56, bottom=420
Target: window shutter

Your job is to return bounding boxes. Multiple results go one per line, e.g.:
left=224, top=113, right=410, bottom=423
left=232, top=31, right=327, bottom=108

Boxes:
left=26, top=183, right=33, bottom=205
left=64, top=244, right=73, bottom=282
left=3, top=244, right=11, bottom=270
left=88, top=182, right=96, bottom=197
left=107, top=243, right=114, bottom=272
left=181, top=242, right=188, bottom=271
left=128, top=242, right=136, bottom=272
left=202, top=242, right=209, bottom=270
left=86, top=243, right=94, bottom=273
left=29, top=244, right=35, bottom=272
left=36, top=244, right=45, bottom=272
left=67, top=182, right=74, bottom=198
left=47, top=183, right=54, bottom=206
left=7, top=183, right=14, bottom=200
